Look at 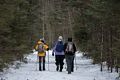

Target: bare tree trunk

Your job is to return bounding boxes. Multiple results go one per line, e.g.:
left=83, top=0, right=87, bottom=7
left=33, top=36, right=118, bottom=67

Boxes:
left=100, top=26, right=103, bottom=72
left=110, top=27, right=113, bottom=73
left=42, top=0, right=45, bottom=39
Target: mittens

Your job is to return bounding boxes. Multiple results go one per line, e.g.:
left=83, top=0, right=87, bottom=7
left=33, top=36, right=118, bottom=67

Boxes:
left=52, top=51, right=54, bottom=56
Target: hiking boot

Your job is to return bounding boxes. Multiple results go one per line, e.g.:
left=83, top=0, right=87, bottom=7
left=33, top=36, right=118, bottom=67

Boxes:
left=59, top=69, right=62, bottom=72
left=71, top=67, right=74, bottom=72
left=68, top=71, right=71, bottom=74
left=56, top=66, right=59, bottom=71
left=71, top=70, right=74, bottom=72
left=39, top=67, right=41, bottom=71
left=59, top=67, right=63, bottom=72
left=43, top=69, right=45, bottom=71
left=68, top=72, right=71, bottom=74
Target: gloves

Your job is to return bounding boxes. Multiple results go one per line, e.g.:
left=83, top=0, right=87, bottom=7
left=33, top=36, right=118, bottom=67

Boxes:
left=32, top=49, right=36, bottom=52
left=52, top=51, right=54, bottom=56
left=47, top=48, right=49, bottom=51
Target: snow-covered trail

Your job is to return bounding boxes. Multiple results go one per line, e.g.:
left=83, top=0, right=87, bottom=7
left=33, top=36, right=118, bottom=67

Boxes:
left=0, top=51, right=118, bottom=80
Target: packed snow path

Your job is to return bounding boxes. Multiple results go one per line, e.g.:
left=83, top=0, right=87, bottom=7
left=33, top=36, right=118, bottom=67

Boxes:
left=0, top=51, right=118, bottom=80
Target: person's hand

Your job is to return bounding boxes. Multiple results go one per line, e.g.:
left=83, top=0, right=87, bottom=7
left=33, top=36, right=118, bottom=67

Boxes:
left=47, top=48, right=49, bottom=51
left=52, top=52, right=54, bottom=56
left=32, top=49, right=36, bottom=52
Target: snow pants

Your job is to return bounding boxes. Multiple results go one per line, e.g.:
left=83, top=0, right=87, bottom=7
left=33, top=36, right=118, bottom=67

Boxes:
left=65, top=55, right=74, bottom=74
left=55, top=55, right=65, bottom=71
left=39, top=56, right=45, bottom=71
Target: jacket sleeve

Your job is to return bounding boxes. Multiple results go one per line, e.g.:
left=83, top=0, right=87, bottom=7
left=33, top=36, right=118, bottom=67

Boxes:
left=44, top=44, right=49, bottom=51
left=73, top=43, right=76, bottom=53
left=35, top=44, right=38, bottom=51
left=64, top=43, right=67, bottom=52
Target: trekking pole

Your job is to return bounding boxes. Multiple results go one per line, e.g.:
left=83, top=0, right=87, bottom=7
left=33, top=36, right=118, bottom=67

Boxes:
left=74, top=53, right=77, bottom=70
left=36, top=53, right=38, bottom=71
left=64, top=58, right=67, bottom=70
left=48, top=50, right=49, bottom=71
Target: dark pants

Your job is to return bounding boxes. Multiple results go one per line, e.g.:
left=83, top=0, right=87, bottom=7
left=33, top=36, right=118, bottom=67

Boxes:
left=55, top=55, right=65, bottom=71
left=71, top=56, right=74, bottom=72
left=39, top=56, right=45, bottom=71
left=65, top=55, right=74, bottom=74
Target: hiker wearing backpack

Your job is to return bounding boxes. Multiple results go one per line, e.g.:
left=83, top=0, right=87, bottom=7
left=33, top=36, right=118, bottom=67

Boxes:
left=64, top=37, right=76, bottom=74
left=35, top=39, right=49, bottom=71
left=52, top=36, right=65, bottom=72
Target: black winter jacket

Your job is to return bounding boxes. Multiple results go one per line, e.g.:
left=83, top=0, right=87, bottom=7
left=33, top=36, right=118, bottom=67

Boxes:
left=64, top=42, right=76, bottom=55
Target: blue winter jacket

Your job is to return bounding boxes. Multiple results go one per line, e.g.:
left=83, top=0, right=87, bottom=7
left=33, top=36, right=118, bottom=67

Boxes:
left=52, top=41, right=64, bottom=55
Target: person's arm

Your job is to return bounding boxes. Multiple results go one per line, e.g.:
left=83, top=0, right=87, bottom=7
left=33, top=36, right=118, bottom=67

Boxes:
left=35, top=44, right=38, bottom=51
left=52, top=42, right=56, bottom=56
left=64, top=43, right=67, bottom=52
left=73, top=43, right=76, bottom=53
left=44, top=44, right=49, bottom=51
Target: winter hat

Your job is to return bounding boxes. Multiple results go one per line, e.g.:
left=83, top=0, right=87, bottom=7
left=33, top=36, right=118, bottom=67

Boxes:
left=68, top=37, right=72, bottom=42
left=40, top=38, right=45, bottom=43
left=58, top=36, right=63, bottom=41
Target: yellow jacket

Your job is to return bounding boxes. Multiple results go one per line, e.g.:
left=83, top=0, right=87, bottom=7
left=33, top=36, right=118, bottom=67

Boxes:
left=35, top=40, right=49, bottom=57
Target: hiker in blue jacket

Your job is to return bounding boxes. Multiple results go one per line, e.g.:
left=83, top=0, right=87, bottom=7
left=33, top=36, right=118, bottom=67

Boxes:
left=52, top=36, right=65, bottom=72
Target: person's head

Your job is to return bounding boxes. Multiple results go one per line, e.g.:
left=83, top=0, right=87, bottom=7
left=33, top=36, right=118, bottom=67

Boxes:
left=68, top=37, right=72, bottom=42
left=39, top=38, right=45, bottom=43
left=41, top=39, right=44, bottom=43
left=58, top=36, right=63, bottom=41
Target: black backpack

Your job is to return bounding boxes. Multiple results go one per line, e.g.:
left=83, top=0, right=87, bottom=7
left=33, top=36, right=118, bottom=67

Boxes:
left=65, top=42, right=74, bottom=54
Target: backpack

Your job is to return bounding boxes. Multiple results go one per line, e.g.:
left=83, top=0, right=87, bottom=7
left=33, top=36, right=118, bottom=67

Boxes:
left=65, top=42, right=74, bottom=54
left=38, top=43, right=44, bottom=53
left=55, top=41, right=64, bottom=52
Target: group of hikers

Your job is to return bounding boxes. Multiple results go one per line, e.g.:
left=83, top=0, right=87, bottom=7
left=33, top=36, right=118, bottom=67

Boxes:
left=34, top=36, right=76, bottom=74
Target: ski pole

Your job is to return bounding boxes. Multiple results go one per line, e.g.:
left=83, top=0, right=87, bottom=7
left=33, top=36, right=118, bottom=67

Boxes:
left=74, top=54, right=77, bottom=70
left=64, top=58, right=67, bottom=70
left=36, top=53, right=38, bottom=71
left=64, top=58, right=67, bottom=69
left=48, top=50, right=49, bottom=71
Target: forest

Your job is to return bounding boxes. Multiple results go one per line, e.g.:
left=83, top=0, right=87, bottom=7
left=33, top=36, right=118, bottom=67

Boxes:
left=0, top=0, right=120, bottom=73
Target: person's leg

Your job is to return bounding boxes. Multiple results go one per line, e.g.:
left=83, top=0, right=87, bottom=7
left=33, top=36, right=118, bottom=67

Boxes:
left=65, top=55, right=68, bottom=71
left=39, top=56, right=41, bottom=71
left=66, top=55, right=71, bottom=74
left=67, top=56, right=74, bottom=74
left=71, top=56, right=74, bottom=72
left=43, top=56, right=45, bottom=71
left=59, top=55, right=64, bottom=72
left=55, top=55, right=59, bottom=71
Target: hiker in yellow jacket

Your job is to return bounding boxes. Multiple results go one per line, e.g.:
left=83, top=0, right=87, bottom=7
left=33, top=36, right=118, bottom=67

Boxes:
left=35, top=39, right=49, bottom=71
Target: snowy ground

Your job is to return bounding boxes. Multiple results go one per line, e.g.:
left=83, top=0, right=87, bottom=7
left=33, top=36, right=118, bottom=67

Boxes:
left=0, top=50, right=119, bottom=80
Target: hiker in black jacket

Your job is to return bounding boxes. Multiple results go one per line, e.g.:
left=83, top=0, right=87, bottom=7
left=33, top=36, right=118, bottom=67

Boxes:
left=64, top=37, right=76, bottom=74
